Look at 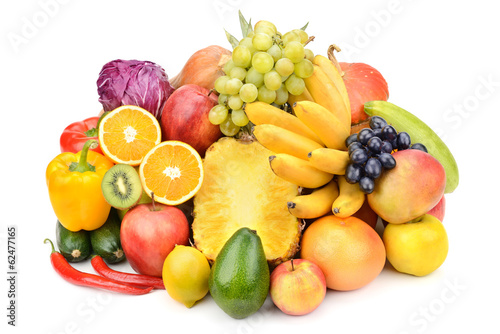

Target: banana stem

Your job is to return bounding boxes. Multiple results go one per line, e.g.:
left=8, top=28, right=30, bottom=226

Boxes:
left=304, top=35, right=315, bottom=46
left=327, top=44, right=344, bottom=77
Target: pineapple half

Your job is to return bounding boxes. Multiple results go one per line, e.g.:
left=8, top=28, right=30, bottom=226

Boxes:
left=192, top=137, right=301, bottom=266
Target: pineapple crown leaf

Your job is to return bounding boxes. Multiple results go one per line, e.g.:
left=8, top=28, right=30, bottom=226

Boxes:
left=224, top=29, right=239, bottom=49
left=238, top=10, right=253, bottom=37
left=225, top=11, right=254, bottom=49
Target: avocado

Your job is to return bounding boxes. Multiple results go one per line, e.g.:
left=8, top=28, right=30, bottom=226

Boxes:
left=208, top=228, right=270, bottom=319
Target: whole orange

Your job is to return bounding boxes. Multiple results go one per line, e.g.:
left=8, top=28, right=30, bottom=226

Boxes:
left=300, top=215, right=386, bottom=291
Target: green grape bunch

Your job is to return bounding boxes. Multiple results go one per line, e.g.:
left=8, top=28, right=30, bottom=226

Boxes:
left=208, top=12, right=315, bottom=137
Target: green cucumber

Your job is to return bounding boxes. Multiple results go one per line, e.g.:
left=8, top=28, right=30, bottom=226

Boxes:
left=364, top=101, right=459, bottom=193
left=89, top=209, right=125, bottom=264
left=56, top=220, right=92, bottom=262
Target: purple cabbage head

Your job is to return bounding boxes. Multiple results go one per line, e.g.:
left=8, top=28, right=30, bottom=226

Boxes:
left=97, top=59, right=174, bottom=119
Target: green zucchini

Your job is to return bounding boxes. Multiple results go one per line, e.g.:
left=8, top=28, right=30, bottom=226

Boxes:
left=89, top=209, right=125, bottom=264
left=364, top=101, right=459, bottom=193
left=56, top=220, right=92, bottom=262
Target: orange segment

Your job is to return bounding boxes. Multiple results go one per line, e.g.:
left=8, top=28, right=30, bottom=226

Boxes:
left=98, top=105, right=161, bottom=165
left=139, top=141, right=204, bottom=205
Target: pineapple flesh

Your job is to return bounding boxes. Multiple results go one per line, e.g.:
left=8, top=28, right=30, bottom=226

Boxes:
left=192, top=137, right=301, bottom=266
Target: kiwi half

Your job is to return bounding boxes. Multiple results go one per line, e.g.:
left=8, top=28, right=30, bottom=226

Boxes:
left=101, top=164, right=143, bottom=210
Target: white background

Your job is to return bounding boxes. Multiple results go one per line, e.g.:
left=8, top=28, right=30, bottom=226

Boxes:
left=1, top=0, right=498, bottom=333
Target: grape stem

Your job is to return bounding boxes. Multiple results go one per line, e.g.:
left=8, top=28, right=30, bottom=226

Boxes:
left=327, top=44, right=344, bottom=76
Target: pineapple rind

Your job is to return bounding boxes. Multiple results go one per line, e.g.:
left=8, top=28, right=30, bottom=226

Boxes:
left=192, top=137, right=300, bottom=265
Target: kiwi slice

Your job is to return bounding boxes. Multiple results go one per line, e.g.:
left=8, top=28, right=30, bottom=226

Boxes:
left=101, top=164, right=143, bottom=210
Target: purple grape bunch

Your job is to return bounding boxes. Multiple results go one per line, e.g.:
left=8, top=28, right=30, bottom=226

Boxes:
left=345, top=116, right=428, bottom=194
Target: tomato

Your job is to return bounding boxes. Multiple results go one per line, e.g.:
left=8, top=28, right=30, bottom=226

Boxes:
left=60, top=117, right=103, bottom=154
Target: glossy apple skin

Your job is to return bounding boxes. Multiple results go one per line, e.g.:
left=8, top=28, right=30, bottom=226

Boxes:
left=160, top=84, right=222, bottom=157
left=120, top=203, right=190, bottom=277
left=427, top=195, right=445, bottom=222
left=352, top=197, right=378, bottom=230
left=270, top=259, right=327, bottom=316
left=339, top=62, right=389, bottom=125
left=367, top=150, right=446, bottom=224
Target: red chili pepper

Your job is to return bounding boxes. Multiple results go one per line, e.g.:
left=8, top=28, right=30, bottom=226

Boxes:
left=44, top=239, right=153, bottom=295
left=91, top=255, right=165, bottom=289
left=60, top=116, right=103, bottom=154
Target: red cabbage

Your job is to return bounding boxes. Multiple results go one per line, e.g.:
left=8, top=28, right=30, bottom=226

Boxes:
left=97, top=59, right=174, bottom=119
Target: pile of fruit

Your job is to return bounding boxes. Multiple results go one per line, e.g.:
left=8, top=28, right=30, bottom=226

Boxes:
left=45, top=12, right=459, bottom=318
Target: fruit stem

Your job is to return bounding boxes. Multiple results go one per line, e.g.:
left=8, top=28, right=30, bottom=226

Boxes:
left=44, top=238, right=57, bottom=254
left=150, top=192, right=156, bottom=212
left=327, top=44, right=344, bottom=77
left=291, top=258, right=295, bottom=271
left=69, top=139, right=98, bottom=173
left=304, top=35, right=315, bottom=46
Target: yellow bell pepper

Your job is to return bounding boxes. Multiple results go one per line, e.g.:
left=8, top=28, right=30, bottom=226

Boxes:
left=46, top=140, right=114, bottom=232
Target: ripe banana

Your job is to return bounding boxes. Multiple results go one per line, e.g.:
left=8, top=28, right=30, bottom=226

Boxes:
left=303, top=64, right=350, bottom=132
left=253, top=124, right=324, bottom=160
left=244, top=102, right=323, bottom=145
left=332, top=176, right=365, bottom=218
left=287, top=179, right=339, bottom=219
left=269, top=153, right=334, bottom=189
left=293, top=101, right=349, bottom=150
left=287, top=86, right=314, bottom=106
left=312, top=54, right=351, bottom=115
left=365, top=101, right=459, bottom=194
left=307, top=147, right=350, bottom=175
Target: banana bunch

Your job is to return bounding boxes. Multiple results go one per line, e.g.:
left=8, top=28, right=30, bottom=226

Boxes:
left=244, top=55, right=365, bottom=220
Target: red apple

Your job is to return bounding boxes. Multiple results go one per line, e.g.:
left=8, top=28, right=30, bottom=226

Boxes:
left=427, top=195, right=446, bottom=222
left=339, top=62, right=389, bottom=126
left=160, top=84, right=222, bottom=157
left=270, top=259, right=327, bottom=316
left=352, top=197, right=378, bottom=230
left=120, top=202, right=190, bottom=277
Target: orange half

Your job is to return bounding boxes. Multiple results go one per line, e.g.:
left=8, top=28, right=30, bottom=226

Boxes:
left=139, top=141, right=204, bottom=205
left=98, top=105, right=161, bottom=166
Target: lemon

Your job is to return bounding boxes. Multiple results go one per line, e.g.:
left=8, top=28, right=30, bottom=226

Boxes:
left=383, top=214, right=448, bottom=277
left=162, top=245, right=211, bottom=308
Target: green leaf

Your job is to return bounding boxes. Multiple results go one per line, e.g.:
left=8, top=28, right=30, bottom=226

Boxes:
left=247, top=18, right=253, bottom=36
left=300, top=22, right=309, bottom=31
left=238, top=10, right=253, bottom=37
left=225, top=29, right=239, bottom=49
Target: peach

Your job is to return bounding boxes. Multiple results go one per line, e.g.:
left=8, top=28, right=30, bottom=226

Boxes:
left=367, top=150, right=445, bottom=224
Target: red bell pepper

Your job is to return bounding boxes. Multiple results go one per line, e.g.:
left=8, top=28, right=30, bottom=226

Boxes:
left=60, top=117, right=103, bottom=154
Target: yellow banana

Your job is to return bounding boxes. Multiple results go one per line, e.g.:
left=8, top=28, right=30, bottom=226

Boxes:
left=253, top=124, right=324, bottom=160
left=307, top=147, right=350, bottom=175
left=312, top=54, right=351, bottom=115
left=244, top=102, right=323, bottom=145
left=303, top=64, right=350, bottom=132
left=269, top=153, right=334, bottom=189
left=287, top=85, right=314, bottom=106
left=293, top=101, right=349, bottom=150
left=287, top=179, right=339, bottom=219
left=332, top=176, right=365, bottom=218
